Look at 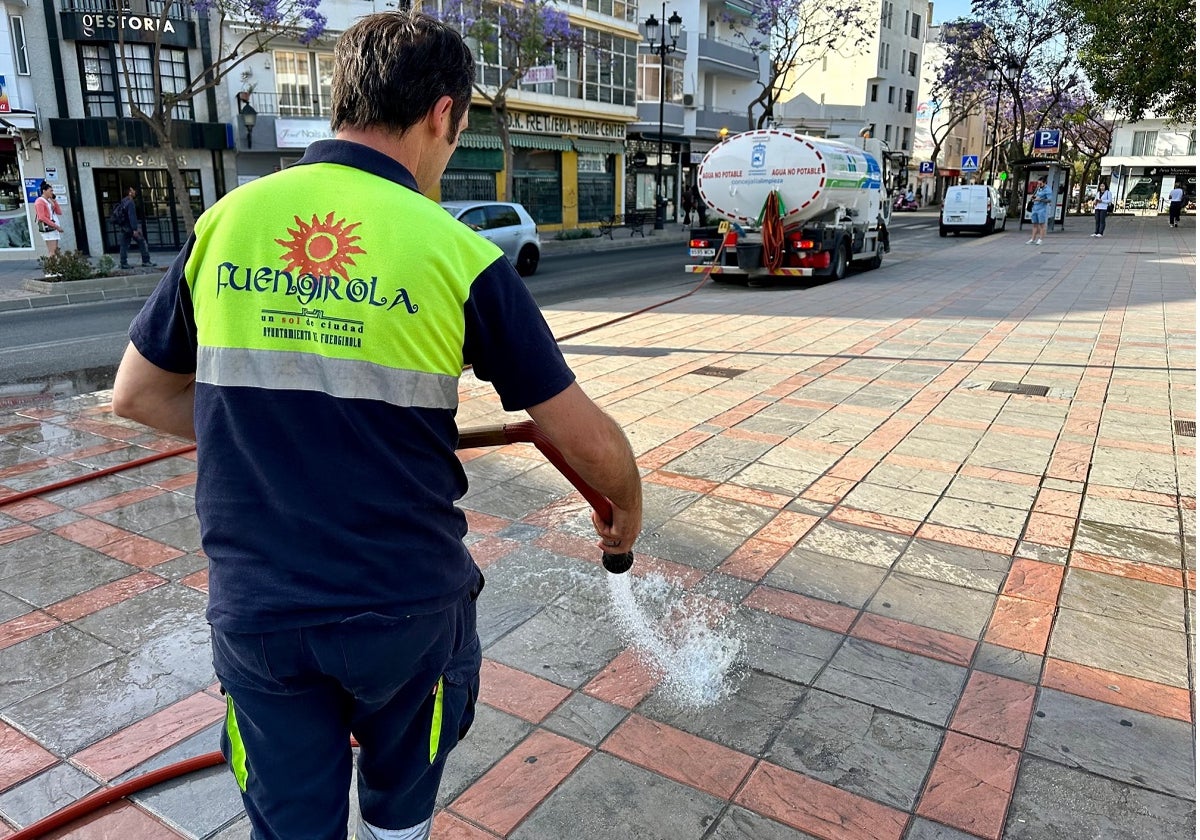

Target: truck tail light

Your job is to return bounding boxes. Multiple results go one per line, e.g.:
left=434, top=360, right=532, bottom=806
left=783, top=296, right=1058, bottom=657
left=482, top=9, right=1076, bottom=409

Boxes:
left=787, top=232, right=817, bottom=250
left=797, top=252, right=831, bottom=269
left=689, top=238, right=712, bottom=249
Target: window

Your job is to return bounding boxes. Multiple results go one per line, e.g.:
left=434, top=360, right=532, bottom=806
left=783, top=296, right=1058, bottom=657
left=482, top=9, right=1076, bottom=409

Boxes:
left=911, top=12, right=921, bottom=37
left=902, top=126, right=911, bottom=149
left=904, top=90, right=914, bottom=112
left=78, top=44, right=191, bottom=120
left=870, top=83, right=878, bottom=102
left=637, top=52, right=682, bottom=105
left=884, top=124, right=892, bottom=143
left=881, top=1, right=893, bottom=28
left=904, top=11, right=910, bottom=33
left=887, top=86, right=895, bottom=104
left=884, top=43, right=890, bottom=69
left=1131, top=131, right=1158, bottom=156
left=908, top=52, right=918, bottom=75
left=10, top=16, right=28, bottom=76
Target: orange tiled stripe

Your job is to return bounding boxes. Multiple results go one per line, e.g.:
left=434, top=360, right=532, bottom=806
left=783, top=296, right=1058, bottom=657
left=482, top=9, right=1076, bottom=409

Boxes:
left=1070, top=551, right=1188, bottom=588
left=45, top=572, right=166, bottom=622
left=983, top=596, right=1054, bottom=655
left=744, top=586, right=858, bottom=634
left=0, top=719, right=57, bottom=791
left=916, top=731, right=1020, bottom=840
left=1042, top=658, right=1193, bottom=723
left=583, top=648, right=660, bottom=709
left=718, top=538, right=790, bottom=581
left=479, top=659, right=572, bottom=724
left=601, top=714, right=754, bottom=799
left=850, top=613, right=975, bottom=667
left=949, top=672, right=1036, bottom=749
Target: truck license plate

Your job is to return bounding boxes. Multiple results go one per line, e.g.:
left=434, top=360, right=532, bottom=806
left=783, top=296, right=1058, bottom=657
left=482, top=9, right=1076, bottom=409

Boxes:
left=690, top=248, right=716, bottom=257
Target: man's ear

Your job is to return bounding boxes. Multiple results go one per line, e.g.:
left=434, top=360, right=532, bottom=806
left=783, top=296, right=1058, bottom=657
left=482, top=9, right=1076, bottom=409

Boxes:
left=430, top=95, right=456, bottom=137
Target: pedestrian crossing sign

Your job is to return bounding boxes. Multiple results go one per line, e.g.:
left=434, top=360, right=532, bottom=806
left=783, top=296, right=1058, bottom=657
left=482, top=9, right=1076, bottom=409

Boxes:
left=961, top=155, right=980, bottom=172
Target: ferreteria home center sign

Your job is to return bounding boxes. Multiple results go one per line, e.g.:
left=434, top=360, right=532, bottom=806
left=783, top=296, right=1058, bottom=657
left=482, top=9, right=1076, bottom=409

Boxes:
left=506, top=111, right=626, bottom=140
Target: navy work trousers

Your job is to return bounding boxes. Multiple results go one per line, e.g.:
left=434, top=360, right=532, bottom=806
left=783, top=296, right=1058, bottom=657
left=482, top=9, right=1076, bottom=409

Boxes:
left=211, top=570, right=483, bottom=840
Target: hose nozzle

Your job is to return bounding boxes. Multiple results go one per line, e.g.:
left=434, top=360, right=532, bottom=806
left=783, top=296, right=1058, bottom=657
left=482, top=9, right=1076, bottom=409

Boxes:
left=602, top=551, right=634, bottom=575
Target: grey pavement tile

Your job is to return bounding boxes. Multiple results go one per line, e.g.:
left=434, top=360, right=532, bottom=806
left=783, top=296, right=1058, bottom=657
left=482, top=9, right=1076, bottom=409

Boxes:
left=794, top=521, right=910, bottom=568
left=484, top=595, right=626, bottom=689
left=814, top=638, right=968, bottom=726
left=27, top=511, right=85, bottom=531
left=690, top=572, right=756, bottom=605
left=437, top=705, right=532, bottom=806
left=864, top=462, right=955, bottom=496
left=640, top=483, right=705, bottom=530
left=75, top=583, right=210, bottom=654
left=944, top=475, right=1038, bottom=510
left=496, top=522, right=546, bottom=542
left=784, top=497, right=834, bottom=518
left=1058, top=568, right=1186, bottom=632
left=92, top=491, right=198, bottom=535
left=150, top=552, right=209, bottom=582
left=758, top=443, right=843, bottom=476
left=766, top=687, right=942, bottom=810
left=866, top=573, right=996, bottom=639
left=460, top=481, right=564, bottom=521
left=0, top=589, right=30, bottom=622
left=542, top=693, right=628, bottom=747
left=764, top=548, right=888, bottom=609
left=963, top=446, right=1052, bottom=476
left=1025, top=689, right=1195, bottom=799
left=141, top=515, right=203, bottom=553
left=1005, top=757, right=1195, bottom=840
left=895, top=538, right=1012, bottom=593
left=7, top=427, right=111, bottom=455
left=119, top=723, right=245, bottom=839
left=734, top=609, right=842, bottom=685
left=0, top=533, right=133, bottom=607
left=840, top=483, right=941, bottom=521
left=674, top=495, right=776, bottom=539
left=730, top=462, right=821, bottom=498
left=0, top=626, right=120, bottom=710
left=1048, top=607, right=1189, bottom=688
left=461, top=452, right=544, bottom=486
left=903, top=817, right=981, bottom=839
left=639, top=669, right=803, bottom=755
left=927, top=496, right=1028, bottom=539
left=709, top=806, right=823, bottom=839
left=6, top=651, right=201, bottom=755
left=1073, top=520, right=1183, bottom=567
left=791, top=417, right=879, bottom=448
left=972, top=642, right=1044, bottom=684
left=1088, top=448, right=1179, bottom=495
left=0, top=762, right=99, bottom=828
left=208, top=817, right=253, bottom=840
left=1015, top=541, right=1068, bottom=565
left=510, top=752, right=724, bottom=840
left=634, top=520, right=743, bottom=571
left=1041, top=477, right=1085, bottom=494
left=1080, top=496, right=1180, bottom=534
left=510, top=462, right=579, bottom=496
left=662, top=436, right=776, bottom=483
left=117, top=455, right=201, bottom=486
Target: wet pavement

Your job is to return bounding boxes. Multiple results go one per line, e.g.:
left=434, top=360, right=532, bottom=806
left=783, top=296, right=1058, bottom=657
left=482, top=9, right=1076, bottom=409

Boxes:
left=0, top=214, right=1194, bottom=839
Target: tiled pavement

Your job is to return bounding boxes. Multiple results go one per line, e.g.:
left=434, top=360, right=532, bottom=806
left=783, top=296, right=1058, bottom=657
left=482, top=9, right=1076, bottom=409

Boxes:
left=0, top=216, right=1195, bottom=839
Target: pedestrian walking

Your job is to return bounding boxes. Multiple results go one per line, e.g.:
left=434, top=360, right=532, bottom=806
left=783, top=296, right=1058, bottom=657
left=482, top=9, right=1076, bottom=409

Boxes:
left=1167, top=185, right=1184, bottom=227
left=111, top=11, right=642, bottom=840
left=1093, top=182, right=1114, bottom=237
left=116, top=186, right=154, bottom=269
left=1027, top=178, right=1053, bottom=244
left=33, top=181, right=64, bottom=256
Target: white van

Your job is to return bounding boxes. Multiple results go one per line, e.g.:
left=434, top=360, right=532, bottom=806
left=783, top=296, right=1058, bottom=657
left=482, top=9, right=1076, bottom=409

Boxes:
left=939, top=185, right=1008, bottom=236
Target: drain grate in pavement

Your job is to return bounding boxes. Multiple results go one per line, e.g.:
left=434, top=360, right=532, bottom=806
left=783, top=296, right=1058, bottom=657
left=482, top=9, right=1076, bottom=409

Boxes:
left=691, top=365, right=746, bottom=379
left=1174, top=420, right=1196, bottom=437
left=988, top=381, right=1051, bottom=397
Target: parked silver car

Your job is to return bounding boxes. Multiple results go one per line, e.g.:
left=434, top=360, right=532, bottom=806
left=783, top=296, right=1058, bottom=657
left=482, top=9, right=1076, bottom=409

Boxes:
left=440, top=200, right=541, bottom=276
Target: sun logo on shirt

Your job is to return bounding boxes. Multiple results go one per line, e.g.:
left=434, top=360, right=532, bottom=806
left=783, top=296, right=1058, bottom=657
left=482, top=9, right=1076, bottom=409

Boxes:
left=276, top=212, right=367, bottom=279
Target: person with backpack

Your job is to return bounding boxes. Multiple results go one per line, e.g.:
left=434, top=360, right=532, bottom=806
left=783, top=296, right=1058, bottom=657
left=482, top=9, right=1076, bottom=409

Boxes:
left=115, top=186, right=154, bottom=269
left=1092, top=182, right=1114, bottom=237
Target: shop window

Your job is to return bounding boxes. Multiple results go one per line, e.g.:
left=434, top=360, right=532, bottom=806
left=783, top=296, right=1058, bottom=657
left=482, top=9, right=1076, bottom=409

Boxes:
left=440, top=171, right=496, bottom=202
left=78, top=43, right=192, bottom=121
left=512, top=148, right=562, bottom=225
left=10, top=16, right=28, bottom=76
left=0, top=143, right=30, bottom=250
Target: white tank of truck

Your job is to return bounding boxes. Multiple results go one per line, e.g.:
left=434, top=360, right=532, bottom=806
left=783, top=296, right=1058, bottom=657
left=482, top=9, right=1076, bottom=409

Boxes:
left=686, top=128, right=894, bottom=282
left=696, top=129, right=883, bottom=227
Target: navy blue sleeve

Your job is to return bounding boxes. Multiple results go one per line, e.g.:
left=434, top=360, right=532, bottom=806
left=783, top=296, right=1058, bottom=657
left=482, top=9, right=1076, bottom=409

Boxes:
left=128, top=237, right=199, bottom=375
left=123, top=198, right=138, bottom=229
left=462, top=257, right=575, bottom=412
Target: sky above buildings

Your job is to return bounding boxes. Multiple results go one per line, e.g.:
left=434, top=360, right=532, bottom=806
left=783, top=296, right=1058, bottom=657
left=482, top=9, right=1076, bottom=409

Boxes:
left=931, top=0, right=973, bottom=24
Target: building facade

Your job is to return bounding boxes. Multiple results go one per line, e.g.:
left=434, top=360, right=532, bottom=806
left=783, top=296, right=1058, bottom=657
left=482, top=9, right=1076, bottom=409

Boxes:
left=1101, top=117, right=1196, bottom=211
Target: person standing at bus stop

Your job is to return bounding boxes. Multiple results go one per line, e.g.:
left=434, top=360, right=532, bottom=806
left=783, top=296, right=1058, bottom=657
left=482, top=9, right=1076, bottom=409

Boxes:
left=111, top=11, right=642, bottom=840
left=1027, top=178, right=1053, bottom=244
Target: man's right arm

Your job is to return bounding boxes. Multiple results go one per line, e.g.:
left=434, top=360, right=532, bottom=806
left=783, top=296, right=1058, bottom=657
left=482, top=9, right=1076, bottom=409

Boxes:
left=526, top=383, right=642, bottom=555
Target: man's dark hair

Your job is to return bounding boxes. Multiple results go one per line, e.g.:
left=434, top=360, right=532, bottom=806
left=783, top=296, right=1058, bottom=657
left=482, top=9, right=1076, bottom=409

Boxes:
left=331, top=11, right=474, bottom=142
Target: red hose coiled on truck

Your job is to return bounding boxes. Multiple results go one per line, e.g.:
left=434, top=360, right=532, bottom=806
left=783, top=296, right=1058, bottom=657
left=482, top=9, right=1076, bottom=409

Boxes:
left=760, top=190, right=785, bottom=272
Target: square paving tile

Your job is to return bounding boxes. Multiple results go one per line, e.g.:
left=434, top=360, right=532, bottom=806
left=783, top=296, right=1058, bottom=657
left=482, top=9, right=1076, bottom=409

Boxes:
left=864, top=463, right=955, bottom=496
left=866, top=573, right=996, bottom=639
left=1004, top=756, right=1196, bottom=839
left=674, top=495, right=777, bottom=538
left=0, top=761, right=99, bottom=827
left=840, top=483, right=941, bottom=521
left=764, top=548, right=889, bottom=610
left=895, top=538, right=1012, bottom=593
left=541, top=693, right=628, bottom=747
left=0, top=626, right=119, bottom=710
left=1025, top=688, right=1195, bottom=799
left=91, top=492, right=197, bottom=534
left=708, top=806, right=823, bottom=839
left=972, top=642, right=1044, bottom=685
left=0, top=533, right=133, bottom=607
left=814, top=638, right=968, bottom=726
left=766, top=687, right=941, bottom=810
left=1058, top=569, right=1186, bottom=632
left=1080, top=496, right=1180, bottom=535
left=794, top=521, right=910, bottom=568
left=729, top=462, right=822, bottom=498
left=1048, top=607, right=1190, bottom=688
left=437, top=704, right=532, bottom=807
left=927, top=497, right=1028, bottom=540
left=944, top=475, right=1038, bottom=510
left=509, top=752, right=724, bottom=840
left=1073, top=520, right=1182, bottom=567
left=733, top=608, right=842, bottom=685
left=903, top=817, right=981, bottom=839
left=634, top=520, right=744, bottom=571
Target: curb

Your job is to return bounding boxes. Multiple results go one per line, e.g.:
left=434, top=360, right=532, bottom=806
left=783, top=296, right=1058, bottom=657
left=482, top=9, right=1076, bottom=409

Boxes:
left=0, top=272, right=162, bottom=312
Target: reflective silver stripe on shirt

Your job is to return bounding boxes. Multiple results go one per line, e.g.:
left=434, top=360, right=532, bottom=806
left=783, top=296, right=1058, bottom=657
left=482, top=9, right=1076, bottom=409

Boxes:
left=197, top=346, right=459, bottom=409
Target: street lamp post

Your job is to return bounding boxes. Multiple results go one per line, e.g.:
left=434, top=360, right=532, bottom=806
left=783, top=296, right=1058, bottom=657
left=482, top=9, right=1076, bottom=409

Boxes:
left=986, top=60, right=1020, bottom=185
left=645, top=6, right=681, bottom=230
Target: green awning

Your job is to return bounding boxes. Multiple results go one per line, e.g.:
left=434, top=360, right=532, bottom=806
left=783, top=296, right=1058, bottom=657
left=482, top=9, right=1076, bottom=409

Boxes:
left=510, top=133, right=573, bottom=151
left=447, top=147, right=503, bottom=171
left=457, top=133, right=503, bottom=149
left=723, top=0, right=756, bottom=14
left=572, top=138, right=626, bottom=155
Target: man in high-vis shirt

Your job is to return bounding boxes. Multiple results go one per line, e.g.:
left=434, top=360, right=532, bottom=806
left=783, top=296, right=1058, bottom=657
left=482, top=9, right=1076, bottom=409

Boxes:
left=112, top=12, right=642, bottom=840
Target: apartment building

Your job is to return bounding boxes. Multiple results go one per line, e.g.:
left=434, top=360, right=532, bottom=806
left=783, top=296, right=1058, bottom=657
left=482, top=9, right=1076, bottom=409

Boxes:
left=1101, top=116, right=1196, bottom=211
left=774, top=0, right=930, bottom=156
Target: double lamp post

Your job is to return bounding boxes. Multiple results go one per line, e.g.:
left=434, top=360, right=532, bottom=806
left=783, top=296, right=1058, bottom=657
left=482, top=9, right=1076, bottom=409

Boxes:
left=645, top=6, right=681, bottom=230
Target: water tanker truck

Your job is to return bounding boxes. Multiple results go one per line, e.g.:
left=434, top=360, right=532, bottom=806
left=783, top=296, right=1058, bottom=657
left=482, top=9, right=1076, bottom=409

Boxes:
left=686, top=129, right=897, bottom=283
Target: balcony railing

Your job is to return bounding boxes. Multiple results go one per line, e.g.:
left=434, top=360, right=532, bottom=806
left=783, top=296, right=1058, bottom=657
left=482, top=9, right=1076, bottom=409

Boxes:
left=60, top=0, right=194, bottom=19
left=242, top=90, right=330, bottom=119
left=1107, top=144, right=1195, bottom=157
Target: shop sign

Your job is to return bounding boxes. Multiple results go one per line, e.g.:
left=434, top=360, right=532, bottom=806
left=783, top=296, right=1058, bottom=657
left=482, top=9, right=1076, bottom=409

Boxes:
left=577, top=153, right=606, bottom=173
left=507, top=111, right=625, bottom=140
left=522, top=65, right=556, bottom=85
left=0, top=76, right=9, bottom=113
left=276, top=118, right=335, bottom=149
left=103, top=151, right=189, bottom=167
left=60, top=12, right=194, bottom=48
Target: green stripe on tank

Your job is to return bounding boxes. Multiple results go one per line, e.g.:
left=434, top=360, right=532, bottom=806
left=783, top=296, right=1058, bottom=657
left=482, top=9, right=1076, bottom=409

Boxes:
left=225, top=694, right=249, bottom=792
left=197, top=346, right=459, bottom=409
left=429, top=675, right=444, bottom=764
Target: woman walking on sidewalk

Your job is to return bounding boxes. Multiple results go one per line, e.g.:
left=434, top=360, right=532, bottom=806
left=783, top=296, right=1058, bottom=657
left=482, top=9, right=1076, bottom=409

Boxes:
left=33, top=182, right=64, bottom=256
left=1093, top=182, right=1113, bottom=237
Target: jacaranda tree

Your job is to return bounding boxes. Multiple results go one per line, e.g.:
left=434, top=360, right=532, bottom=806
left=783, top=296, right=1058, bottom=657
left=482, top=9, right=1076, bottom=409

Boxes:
left=114, top=0, right=327, bottom=234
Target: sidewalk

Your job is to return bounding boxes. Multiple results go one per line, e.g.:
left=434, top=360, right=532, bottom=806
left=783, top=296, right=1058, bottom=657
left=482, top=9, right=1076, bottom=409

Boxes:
left=0, top=216, right=1194, bottom=839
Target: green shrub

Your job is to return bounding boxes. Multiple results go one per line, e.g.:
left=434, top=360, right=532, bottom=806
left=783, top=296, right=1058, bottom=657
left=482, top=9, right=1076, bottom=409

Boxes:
left=553, top=228, right=596, bottom=241
left=38, top=250, right=94, bottom=282
left=94, top=254, right=117, bottom=277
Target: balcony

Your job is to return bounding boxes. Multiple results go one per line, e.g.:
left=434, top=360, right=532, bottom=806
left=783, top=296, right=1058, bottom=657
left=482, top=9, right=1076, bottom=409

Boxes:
left=240, top=90, right=330, bottom=119
left=697, top=35, right=759, bottom=79
left=695, top=106, right=749, bottom=134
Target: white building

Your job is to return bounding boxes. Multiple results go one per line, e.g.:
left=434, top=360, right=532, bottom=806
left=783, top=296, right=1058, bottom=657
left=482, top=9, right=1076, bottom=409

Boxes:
left=1101, top=116, right=1196, bottom=211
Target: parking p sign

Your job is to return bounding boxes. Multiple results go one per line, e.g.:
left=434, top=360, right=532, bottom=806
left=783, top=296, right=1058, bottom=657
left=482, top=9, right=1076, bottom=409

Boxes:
left=1033, top=129, right=1061, bottom=155
left=918, top=161, right=935, bottom=174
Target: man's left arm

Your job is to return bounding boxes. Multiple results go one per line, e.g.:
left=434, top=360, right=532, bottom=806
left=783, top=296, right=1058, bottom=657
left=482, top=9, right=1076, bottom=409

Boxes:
left=112, top=343, right=196, bottom=440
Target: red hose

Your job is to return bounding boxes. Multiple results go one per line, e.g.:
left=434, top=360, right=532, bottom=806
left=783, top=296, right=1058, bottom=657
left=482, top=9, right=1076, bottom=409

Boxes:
left=760, top=191, right=785, bottom=273
left=0, top=444, right=196, bottom=509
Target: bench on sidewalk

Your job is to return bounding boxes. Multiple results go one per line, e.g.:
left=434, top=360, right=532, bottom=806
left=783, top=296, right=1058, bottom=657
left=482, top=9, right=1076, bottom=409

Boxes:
left=598, top=211, right=649, bottom=239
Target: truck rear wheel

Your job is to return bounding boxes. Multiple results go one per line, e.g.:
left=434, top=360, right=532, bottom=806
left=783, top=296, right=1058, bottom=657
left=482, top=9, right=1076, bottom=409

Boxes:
left=865, top=241, right=884, bottom=270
